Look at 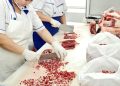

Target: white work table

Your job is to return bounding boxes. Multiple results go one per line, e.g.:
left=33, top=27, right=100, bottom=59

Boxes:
left=2, top=23, right=93, bottom=86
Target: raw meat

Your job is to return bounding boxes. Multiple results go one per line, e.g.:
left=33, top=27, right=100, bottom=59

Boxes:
left=64, top=32, right=77, bottom=39
left=61, top=40, right=77, bottom=50
left=20, top=59, right=76, bottom=86
left=19, top=49, right=76, bottom=86
left=89, top=21, right=96, bottom=34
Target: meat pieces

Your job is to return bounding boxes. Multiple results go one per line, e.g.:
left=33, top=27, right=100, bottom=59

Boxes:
left=64, top=32, right=77, bottom=39
left=61, top=40, right=77, bottom=50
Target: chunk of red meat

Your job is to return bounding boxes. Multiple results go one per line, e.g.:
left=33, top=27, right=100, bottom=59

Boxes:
left=61, top=40, right=76, bottom=50
left=64, top=32, right=77, bottom=39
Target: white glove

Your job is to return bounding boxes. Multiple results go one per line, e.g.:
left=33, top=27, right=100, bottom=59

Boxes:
left=51, top=41, right=67, bottom=60
left=22, top=49, right=40, bottom=61
left=103, top=7, right=114, bottom=16
left=107, top=12, right=120, bottom=18
left=50, top=18, right=61, bottom=27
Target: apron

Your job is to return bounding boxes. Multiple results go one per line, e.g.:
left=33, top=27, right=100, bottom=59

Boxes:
left=33, top=16, right=61, bottom=50
left=0, top=12, right=33, bottom=81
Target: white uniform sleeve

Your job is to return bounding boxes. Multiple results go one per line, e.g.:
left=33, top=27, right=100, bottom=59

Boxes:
left=29, top=5, right=45, bottom=32
left=0, top=0, right=6, bottom=34
left=31, top=0, right=45, bottom=11
left=63, top=1, right=67, bottom=14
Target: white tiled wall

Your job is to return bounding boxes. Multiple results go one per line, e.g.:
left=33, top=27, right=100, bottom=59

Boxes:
left=65, top=0, right=86, bottom=24
left=66, top=8, right=86, bottom=23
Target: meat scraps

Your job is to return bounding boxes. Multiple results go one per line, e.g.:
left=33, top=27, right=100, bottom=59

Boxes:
left=20, top=59, right=75, bottom=86
left=89, top=21, right=96, bottom=34
left=20, top=49, right=76, bottom=86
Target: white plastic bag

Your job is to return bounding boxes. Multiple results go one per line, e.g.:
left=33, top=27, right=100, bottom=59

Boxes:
left=87, top=32, right=120, bottom=62
left=79, top=57, right=120, bottom=86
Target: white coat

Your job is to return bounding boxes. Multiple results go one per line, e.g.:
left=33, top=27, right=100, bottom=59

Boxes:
left=0, top=0, right=45, bottom=81
left=31, top=0, right=67, bottom=17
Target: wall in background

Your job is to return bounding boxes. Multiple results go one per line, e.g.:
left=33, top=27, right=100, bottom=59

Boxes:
left=65, top=0, right=86, bottom=24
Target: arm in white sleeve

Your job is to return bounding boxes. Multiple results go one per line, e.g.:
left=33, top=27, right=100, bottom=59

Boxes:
left=0, top=34, right=40, bottom=61
left=32, top=1, right=61, bottom=27
left=37, top=29, right=67, bottom=60
left=0, top=4, right=40, bottom=61
left=0, top=1, right=24, bottom=54
left=60, top=1, right=67, bottom=24
left=35, top=10, right=61, bottom=28
left=31, top=0, right=51, bottom=22
left=37, top=28, right=54, bottom=44
left=30, top=5, right=67, bottom=59
left=30, top=5, right=54, bottom=43
left=36, top=11, right=51, bottom=22
left=0, top=34, right=24, bottom=55
left=63, top=1, right=68, bottom=14
left=31, top=0, right=44, bottom=11
left=0, top=0, right=6, bottom=34
left=30, top=5, right=45, bottom=31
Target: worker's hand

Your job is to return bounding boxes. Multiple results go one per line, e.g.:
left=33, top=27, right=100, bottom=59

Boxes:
left=107, top=12, right=120, bottom=19
left=50, top=18, right=61, bottom=28
left=106, top=28, right=116, bottom=34
left=103, top=7, right=114, bottom=16
left=22, top=49, right=40, bottom=61
left=51, top=41, right=67, bottom=60
left=101, top=26, right=116, bottom=35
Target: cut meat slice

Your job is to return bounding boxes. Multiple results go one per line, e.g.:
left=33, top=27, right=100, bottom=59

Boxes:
left=61, top=40, right=77, bottom=50
left=64, top=32, right=78, bottom=39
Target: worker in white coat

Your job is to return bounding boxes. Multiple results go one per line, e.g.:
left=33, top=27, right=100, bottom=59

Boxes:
left=0, top=0, right=67, bottom=81
left=31, top=0, right=67, bottom=50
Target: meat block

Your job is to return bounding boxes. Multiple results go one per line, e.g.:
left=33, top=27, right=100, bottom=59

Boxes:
left=62, top=40, right=76, bottom=50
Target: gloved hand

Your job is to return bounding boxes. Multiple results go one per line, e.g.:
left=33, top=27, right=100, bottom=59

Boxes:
left=107, top=12, right=120, bottom=18
left=50, top=18, right=61, bottom=27
left=103, top=7, right=114, bottom=16
left=51, top=41, right=67, bottom=60
left=22, top=49, right=40, bottom=61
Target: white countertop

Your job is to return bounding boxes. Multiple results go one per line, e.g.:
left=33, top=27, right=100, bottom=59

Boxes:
left=2, top=23, right=93, bottom=86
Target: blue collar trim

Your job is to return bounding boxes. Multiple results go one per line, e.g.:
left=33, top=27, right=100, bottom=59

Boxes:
left=8, top=0, right=29, bottom=14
